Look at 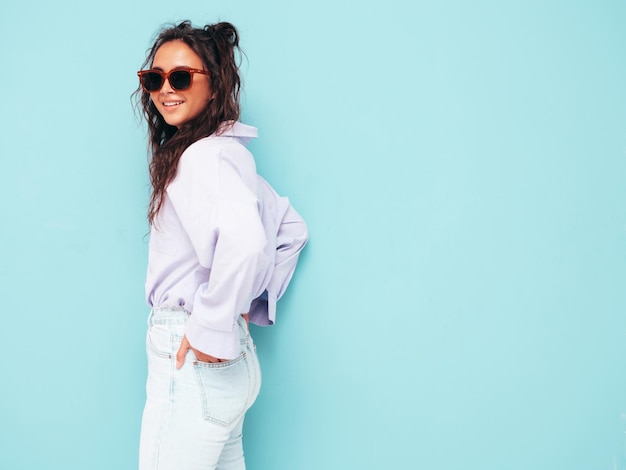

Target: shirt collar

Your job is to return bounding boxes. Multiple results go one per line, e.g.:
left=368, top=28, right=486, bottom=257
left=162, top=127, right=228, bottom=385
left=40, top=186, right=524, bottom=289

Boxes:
left=218, top=121, right=258, bottom=145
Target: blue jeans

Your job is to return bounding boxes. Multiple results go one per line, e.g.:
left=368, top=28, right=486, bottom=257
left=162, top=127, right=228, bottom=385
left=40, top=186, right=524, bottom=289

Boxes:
left=139, top=309, right=261, bottom=470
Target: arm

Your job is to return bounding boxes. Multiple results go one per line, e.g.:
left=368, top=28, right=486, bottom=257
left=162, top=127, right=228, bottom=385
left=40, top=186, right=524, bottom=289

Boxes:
left=273, top=203, right=308, bottom=299
left=168, top=142, right=269, bottom=361
left=248, top=177, right=308, bottom=326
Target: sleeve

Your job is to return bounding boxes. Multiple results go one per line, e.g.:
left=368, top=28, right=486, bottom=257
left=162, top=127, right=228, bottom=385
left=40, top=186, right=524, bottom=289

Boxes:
left=272, top=203, right=308, bottom=300
left=167, top=143, right=269, bottom=359
left=248, top=178, right=308, bottom=326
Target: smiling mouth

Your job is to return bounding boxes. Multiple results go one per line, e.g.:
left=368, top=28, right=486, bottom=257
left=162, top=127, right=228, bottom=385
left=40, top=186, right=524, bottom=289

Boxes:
left=163, top=101, right=184, bottom=107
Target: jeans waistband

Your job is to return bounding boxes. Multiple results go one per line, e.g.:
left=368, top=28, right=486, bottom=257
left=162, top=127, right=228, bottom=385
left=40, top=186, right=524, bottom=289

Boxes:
left=148, top=308, right=250, bottom=343
left=148, top=307, right=189, bottom=325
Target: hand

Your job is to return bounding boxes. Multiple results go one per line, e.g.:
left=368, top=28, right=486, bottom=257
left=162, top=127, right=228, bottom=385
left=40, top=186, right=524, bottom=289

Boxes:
left=176, top=335, right=225, bottom=369
left=175, top=314, right=249, bottom=369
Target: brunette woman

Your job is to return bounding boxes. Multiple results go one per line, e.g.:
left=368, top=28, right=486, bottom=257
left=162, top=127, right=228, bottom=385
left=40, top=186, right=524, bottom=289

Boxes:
left=134, top=21, right=307, bottom=470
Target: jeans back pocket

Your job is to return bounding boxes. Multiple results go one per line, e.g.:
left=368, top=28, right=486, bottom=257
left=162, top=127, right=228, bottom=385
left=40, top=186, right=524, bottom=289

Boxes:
left=192, top=353, right=250, bottom=427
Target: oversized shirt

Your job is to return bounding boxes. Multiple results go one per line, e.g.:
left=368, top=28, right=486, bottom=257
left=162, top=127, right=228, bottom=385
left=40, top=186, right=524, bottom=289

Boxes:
left=146, top=121, right=306, bottom=359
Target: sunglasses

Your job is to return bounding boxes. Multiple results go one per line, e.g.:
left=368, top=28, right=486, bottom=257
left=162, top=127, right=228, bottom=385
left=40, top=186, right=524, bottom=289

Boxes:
left=137, top=67, right=209, bottom=92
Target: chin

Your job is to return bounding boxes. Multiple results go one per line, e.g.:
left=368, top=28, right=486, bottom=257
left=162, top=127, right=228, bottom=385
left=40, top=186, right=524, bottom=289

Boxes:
left=161, top=116, right=182, bottom=128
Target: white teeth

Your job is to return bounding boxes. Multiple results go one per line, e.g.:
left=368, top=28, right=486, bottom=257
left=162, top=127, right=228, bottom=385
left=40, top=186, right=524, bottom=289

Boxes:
left=163, top=101, right=183, bottom=107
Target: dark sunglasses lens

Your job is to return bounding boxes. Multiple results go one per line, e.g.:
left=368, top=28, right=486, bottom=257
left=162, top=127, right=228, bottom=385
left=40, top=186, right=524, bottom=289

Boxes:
left=169, top=71, right=192, bottom=90
left=141, top=72, right=164, bottom=92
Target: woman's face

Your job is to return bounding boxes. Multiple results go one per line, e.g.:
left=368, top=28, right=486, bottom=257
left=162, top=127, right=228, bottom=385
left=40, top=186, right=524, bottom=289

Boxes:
left=150, top=40, right=212, bottom=128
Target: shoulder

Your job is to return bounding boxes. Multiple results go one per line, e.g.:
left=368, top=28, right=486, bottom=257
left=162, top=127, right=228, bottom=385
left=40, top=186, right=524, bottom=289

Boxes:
left=181, top=122, right=257, bottom=166
left=176, top=139, right=247, bottom=179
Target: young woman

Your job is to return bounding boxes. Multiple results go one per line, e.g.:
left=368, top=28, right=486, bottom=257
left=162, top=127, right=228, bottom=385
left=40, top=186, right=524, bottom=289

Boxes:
left=134, top=21, right=307, bottom=470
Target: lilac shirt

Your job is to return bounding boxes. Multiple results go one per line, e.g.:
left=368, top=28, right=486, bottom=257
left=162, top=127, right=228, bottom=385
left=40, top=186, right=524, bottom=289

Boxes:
left=146, top=122, right=272, bottom=359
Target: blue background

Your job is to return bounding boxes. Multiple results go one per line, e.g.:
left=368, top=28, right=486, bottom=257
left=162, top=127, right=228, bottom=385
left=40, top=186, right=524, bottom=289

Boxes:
left=1, top=1, right=625, bottom=469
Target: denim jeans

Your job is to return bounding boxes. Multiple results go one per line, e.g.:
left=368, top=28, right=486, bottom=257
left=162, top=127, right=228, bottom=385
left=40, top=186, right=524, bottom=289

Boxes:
left=139, top=309, right=261, bottom=470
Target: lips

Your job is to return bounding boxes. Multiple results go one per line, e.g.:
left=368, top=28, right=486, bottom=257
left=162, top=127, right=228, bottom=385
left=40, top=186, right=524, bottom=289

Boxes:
left=163, top=101, right=184, bottom=107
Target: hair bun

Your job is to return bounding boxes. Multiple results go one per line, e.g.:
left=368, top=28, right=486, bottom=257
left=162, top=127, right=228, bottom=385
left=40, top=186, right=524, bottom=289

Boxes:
left=204, top=22, right=238, bottom=46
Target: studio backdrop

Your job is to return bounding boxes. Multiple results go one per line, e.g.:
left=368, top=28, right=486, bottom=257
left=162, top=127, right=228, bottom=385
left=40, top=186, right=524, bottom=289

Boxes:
left=1, top=1, right=625, bottom=469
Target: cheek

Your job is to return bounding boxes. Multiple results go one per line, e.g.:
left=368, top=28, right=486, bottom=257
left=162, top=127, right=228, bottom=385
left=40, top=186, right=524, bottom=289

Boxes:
left=190, top=93, right=211, bottom=114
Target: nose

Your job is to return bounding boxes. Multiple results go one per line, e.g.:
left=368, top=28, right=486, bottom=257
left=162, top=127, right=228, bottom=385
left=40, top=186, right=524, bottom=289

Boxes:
left=159, top=76, right=174, bottom=94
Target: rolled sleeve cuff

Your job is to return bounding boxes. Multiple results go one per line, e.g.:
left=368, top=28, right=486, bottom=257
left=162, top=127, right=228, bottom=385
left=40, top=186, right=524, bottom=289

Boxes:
left=185, top=316, right=241, bottom=360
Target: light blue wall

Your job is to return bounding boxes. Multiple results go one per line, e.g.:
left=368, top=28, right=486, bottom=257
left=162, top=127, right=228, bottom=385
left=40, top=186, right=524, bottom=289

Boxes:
left=1, top=1, right=625, bottom=469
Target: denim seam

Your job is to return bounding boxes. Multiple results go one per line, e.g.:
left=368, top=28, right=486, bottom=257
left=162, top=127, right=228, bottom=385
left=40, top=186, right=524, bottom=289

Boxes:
left=152, top=337, right=175, bottom=468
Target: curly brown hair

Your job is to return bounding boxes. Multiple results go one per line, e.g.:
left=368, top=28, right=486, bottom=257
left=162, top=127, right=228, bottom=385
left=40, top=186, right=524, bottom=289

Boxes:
left=134, top=21, right=243, bottom=224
